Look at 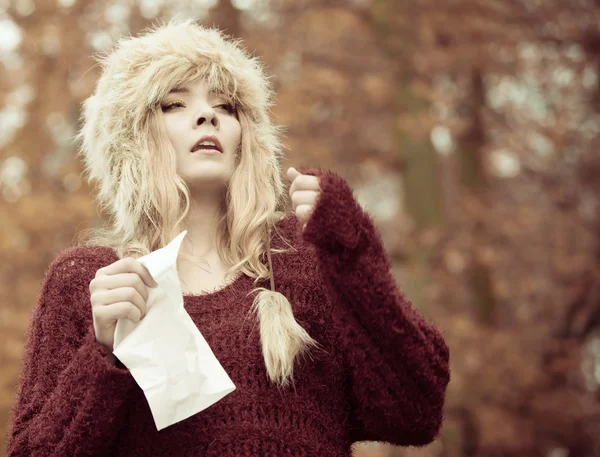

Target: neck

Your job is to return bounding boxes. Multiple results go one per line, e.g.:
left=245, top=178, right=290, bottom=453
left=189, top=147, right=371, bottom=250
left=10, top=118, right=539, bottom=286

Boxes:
left=180, top=192, right=225, bottom=261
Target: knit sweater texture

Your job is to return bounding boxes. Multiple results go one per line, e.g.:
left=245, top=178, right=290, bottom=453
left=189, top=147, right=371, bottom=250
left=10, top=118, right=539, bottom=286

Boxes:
left=6, top=168, right=450, bottom=457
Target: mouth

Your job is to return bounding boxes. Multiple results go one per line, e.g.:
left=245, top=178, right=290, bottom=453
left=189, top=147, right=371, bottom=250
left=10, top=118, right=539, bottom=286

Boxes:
left=191, top=135, right=223, bottom=154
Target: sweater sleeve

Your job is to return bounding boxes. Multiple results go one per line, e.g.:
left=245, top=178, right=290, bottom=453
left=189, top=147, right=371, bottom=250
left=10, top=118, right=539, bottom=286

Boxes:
left=298, top=167, right=451, bottom=446
left=6, top=248, right=136, bottom=457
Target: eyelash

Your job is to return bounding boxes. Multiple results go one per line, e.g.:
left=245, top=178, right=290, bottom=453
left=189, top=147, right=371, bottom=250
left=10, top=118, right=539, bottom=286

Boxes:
left=161, top=101, right=236, bottom=114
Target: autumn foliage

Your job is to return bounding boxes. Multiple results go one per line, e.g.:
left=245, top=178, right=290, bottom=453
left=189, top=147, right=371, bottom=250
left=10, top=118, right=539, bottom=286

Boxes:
left=1, top=1, right=599, bottom=456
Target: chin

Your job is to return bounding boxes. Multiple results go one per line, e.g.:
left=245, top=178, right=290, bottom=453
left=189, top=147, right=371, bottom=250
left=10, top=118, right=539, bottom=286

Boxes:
left=183, top=173, right=231, bottom=189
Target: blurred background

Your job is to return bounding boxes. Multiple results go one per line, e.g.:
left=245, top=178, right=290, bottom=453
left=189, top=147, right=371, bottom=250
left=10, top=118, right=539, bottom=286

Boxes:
left=1, top=0, right=600, bottom=456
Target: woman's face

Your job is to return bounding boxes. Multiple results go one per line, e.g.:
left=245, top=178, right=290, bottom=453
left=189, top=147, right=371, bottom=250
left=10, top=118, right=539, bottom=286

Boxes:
left=160, top=78, right=241, bottom=194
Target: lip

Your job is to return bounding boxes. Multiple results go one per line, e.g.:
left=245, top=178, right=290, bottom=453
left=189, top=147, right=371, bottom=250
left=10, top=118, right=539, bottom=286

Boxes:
left=191, top=135, right=223, bottom=153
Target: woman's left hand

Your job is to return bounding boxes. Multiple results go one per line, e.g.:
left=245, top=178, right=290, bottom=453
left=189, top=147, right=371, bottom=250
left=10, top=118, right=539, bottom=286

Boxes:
left=287, top=167, right=321, bottom=232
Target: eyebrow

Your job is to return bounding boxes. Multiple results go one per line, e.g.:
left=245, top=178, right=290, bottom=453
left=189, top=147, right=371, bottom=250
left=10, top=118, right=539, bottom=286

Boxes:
left=168, top=87, right=189, bottom=95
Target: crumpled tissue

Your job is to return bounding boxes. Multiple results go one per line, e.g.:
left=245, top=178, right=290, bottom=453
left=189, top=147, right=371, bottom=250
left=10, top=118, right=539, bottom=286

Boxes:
left=112, top=230, right=236, bottom=431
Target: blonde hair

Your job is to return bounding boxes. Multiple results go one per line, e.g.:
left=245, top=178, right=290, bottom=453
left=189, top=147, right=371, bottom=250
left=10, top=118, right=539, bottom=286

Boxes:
left=74, top=18, right=319, bottom=388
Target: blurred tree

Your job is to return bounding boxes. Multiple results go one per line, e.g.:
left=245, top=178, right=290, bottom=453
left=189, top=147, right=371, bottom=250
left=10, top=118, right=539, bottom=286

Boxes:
left=2, top=0, right=600, bottom=456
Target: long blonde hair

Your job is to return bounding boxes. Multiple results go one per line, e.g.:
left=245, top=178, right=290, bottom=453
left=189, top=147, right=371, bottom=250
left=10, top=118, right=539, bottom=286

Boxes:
left=74, top=18, right=319, bottom=388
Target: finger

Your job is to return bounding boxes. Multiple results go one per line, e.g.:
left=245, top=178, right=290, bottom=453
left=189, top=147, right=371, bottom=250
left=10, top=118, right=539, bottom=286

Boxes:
left=295, top=204, right=314, bottom=222
left=94, top=301, right=143, bottom=327
left=291, top=190, right=319, bottom=211
left=287, top=168, right=301, bottom=199
left=287, top=167, right=300, bottom=183
left=289, top=174, right=320, bottom=196
left=92, top=287, right=148, bottom=318
left=99, top=258, right=158, bottom=288
left=92, top=272, right=149, bottom=303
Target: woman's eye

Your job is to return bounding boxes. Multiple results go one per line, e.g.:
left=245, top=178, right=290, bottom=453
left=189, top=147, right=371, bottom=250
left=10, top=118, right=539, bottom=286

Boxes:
left=216, top=103, right=236, bottom=114
left=161, top=101, right=184, bottom=111
left=161, top=101, right=236, bottom=114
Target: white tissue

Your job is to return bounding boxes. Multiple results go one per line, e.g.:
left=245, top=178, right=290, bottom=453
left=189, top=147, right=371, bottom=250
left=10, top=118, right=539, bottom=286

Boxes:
left=112, top=230, right=236, bottom=431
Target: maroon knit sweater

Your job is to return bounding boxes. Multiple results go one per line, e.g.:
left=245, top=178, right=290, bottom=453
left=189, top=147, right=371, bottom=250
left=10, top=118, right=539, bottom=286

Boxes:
left=6, top=168, right=450, bottom=457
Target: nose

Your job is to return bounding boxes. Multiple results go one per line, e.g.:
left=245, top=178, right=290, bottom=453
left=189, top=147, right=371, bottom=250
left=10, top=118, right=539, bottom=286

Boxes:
left=195, top=107, right=219, bottom=129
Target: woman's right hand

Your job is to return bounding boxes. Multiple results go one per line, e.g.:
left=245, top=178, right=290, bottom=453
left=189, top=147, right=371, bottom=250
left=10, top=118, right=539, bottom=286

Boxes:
left=89, top=257, right=158, bottom=355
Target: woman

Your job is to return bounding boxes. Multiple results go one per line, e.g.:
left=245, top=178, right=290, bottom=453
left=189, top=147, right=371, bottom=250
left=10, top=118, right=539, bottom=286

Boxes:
left=7, top=18, right=450, bottom=457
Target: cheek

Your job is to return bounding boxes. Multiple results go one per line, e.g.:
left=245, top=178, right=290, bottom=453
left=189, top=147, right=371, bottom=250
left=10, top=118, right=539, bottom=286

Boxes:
left=163, top=118, right=184, bottom=147
left=222, top=119, right=242, bottom=154
left=230, top=119, right=242, bottom=145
